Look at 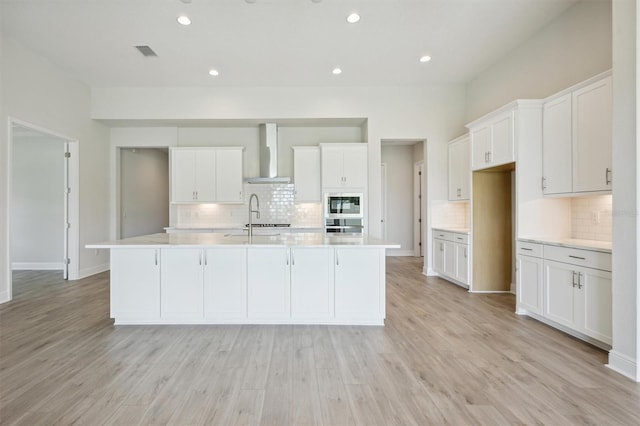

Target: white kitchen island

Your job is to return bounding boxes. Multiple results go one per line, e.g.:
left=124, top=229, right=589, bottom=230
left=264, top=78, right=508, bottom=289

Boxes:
left=87, top=233, right=399, bottom=326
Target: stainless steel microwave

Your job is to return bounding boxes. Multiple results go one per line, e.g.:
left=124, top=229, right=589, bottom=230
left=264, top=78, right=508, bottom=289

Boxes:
left=324, top=193, right=364, bottom=219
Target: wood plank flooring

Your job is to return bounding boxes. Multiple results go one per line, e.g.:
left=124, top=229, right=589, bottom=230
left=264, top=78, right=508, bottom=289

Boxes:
left=1, top=259, right=639, bottom=425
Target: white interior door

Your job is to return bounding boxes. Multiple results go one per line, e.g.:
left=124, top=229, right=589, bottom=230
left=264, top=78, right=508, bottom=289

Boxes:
left=63, top=143, right=70, bottom=280
left=414, top=162, right=424, bottom=257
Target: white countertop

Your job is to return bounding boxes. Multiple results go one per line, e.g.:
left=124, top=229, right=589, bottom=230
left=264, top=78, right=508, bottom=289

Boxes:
left=164, top=226, right=325, bottom=232
left=87, top=232, right=401, bottom=249
left=519, top=236, right=612, bottom=253
left=432, top=227, right=471, bottom=234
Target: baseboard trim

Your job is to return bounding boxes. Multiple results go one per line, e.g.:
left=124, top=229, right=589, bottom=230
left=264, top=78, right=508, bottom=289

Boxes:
left=607, top=350, right=639, bottom=382
left=386, top=250, right=415, bottom=257
left=77, top=263, right=110, bottom=280
left=423, top=267, right=437, bottom=277
left=12, top=262, right=64, bottom=270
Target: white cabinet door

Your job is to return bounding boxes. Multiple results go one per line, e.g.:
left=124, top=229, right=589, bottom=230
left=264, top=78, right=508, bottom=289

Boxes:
left=517, top=255, right=543, bottom=315
left=204, top=248, right=246, bottom=320
left=577, top=267, right=612, bottom=344
left=471, top=126, right=491, bottom=170
left=448, top=138, right=470, bottom=201
left=573, top=76, right=612, bottom=193
left=293, top=147, right=321, bottom=202
left=544, top=260, right=576, bottom=329
left=433, top=239, right=445, bottom=274
left=455, top=243, right=469, bottom=285
left=247, top=248, right=291, bottom=319
left=111, top=249, right=160, bottom=320
left=161, top=249, right=204, bottom=319
left=335, top=248, right=381, bottom=319
left=542, top=94, right=572, bottom=195
left=490, top=111, right=514, bottom=166
left=171, top=149, right=197, bottom=202
left=443, top=241, right=456, bottom=278
left=215, top=149, right=244, bottom=202
left=194, top=150, right=216, bottom=202
left=290, top=248, right=332, bottom=319
left=342, top=145, right=368, bottom=188
left=321, top=146, right=344, bottom=188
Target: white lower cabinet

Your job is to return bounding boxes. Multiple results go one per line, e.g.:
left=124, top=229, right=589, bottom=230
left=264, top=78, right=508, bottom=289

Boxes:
left=247, top=248, right=291, bottom=319
left=334, top=248, right=382, bottom=320
left=161, top=249, right=204, bottom=319
left=290, top=247, right=333, bottom=319
left=517, top=240, right=612, bottom=347
left=204, top=248, right=246, bottom=320
left=432, top=230, right=469, bottom=287
left=111, top=249, right=160, bottom=320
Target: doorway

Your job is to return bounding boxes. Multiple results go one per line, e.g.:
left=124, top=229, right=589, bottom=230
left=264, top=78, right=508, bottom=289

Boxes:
left=8, top=119, right=79, bottom=299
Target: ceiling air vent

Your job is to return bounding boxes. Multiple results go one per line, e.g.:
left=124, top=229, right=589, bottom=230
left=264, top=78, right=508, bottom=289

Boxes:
left=134, top=45, right=158, bottom=57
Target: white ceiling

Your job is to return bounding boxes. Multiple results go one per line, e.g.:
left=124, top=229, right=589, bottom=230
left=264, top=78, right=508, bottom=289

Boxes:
left=1, top=0, right=582, bottom=88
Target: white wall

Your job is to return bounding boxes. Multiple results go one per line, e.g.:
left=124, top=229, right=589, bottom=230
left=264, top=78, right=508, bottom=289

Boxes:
left=11, top=136, right=65, bottom=268
left=120, top=148, right=169, bottom=238
left=92, top=84, right=468, bottom=275
left=609, top=0, right=639, bottom=381
left=1, top=35, right=111, bottom=301
left=381, top=145, right=415, bottom=255
left=466, top=0, right=612, bottom=121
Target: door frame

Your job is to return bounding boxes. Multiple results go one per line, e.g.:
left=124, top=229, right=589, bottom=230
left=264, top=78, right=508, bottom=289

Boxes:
left=6, top=117, right=80, bottom=298
left=380, top=163, right=388, bottom=240
left=414, top=161, right=424, bottom=256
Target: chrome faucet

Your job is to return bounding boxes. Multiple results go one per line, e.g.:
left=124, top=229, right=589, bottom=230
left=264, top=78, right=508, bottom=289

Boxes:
left=248, top=193, right=260, bottom=240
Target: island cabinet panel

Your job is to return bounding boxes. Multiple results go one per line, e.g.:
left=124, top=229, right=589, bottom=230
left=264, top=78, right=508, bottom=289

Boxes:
left=111, top=249, right=160, bottom=320
left=161, top=249, right=204, bottom=319
left=290, top=247, right=333, bottom=319
left=204, top=248, right=247, bottom=320
left=247, top=248, right=291, bottom=319
left=334, top=248, right=382, bottom=320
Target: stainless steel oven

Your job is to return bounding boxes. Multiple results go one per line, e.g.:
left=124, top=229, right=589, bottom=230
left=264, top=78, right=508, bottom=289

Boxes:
left=324, top=193, right=363, bottom=219
left=325, top=218, right=364, bottom=234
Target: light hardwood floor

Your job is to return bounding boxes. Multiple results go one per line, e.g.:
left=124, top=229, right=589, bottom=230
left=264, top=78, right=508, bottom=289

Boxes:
left=1, top=258, right=639, bottom=425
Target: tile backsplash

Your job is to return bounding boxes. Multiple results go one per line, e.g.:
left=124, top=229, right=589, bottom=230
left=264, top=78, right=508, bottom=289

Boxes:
left=571, top=195, right=612, bottom=241
left=175, top=183, right=323, bottom=228
left=431, top=200, right=470, bottom=229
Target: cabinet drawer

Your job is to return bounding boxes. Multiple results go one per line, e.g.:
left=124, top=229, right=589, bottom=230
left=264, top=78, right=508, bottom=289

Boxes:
left=451, top=233, right=469, bottom=244
left=543, top=245, right=611, bottom=271
left=516, top=241, right=543, bottom=258
left=433, top=231, right=453, bottom=241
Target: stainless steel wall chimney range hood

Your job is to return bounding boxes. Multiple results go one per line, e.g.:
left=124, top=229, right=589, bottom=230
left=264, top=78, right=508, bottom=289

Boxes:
left=245, top=123, right=291, bottom=184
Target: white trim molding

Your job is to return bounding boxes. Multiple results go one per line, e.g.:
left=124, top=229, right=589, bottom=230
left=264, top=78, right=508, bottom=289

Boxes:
left=78, top=263, right=110, bottom=280
left=607, top=351, right=639, bottom=382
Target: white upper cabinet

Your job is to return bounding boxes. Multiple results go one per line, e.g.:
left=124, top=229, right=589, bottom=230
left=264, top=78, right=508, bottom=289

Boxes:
left=542, top=94, right=572, bottom=194
left=215, top=148, right=244, bottom=202
left=292, top=146, right=321, bottom=202
left=572, top=76, right=612, bottom=193
left=171, top=147, right=244, bottom=203
left=448, top=134, right=470, bottom=201
left=542, top=73, right=612, bottom=195
left=469, top=109, right=515, bottom=170
left=320, top=143, right=368, bottom=190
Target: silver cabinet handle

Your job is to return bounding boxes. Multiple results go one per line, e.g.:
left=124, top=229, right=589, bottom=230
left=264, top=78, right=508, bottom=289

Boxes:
left=204, top=250, right=207, bottom=266
left=286, top=251, right=289, bottom=266
left=336, top=251, right=339, bottom=266
left=572, top=271, right=577, bottom=287
left=291, top=250, right=295, bottom=266
left=520, top=247, right=533, bottom=251
left=606, top=168, right=612, bottom=185
left=155, top=249, right=158, bottom=266
left=578, top=272, right=583, bottom=289
left=542, top=177, right=547, bottom=191
left=464, top=247, right=467, bottom=258
left=239, top=191, right=242, bottom=199
left=487, top=151, right=491, bottom=163
left=569, top=255, right=586, bottom=260
left=199, top=250, right=202, bottom=266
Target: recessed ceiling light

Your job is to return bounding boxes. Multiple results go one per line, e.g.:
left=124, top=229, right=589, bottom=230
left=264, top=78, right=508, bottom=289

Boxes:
left=419, top=55, right=432, bottom=63
left=346, top=13, right=360, bottom=24
left=177, top=15, right=191, bottom=26
left=209, top=69, right=219, bottom=76
left=332, top=68, right=342, bottom=75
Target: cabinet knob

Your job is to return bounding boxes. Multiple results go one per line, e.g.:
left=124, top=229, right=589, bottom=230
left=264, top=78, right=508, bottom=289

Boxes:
left=605, top=168, right=612, bottom=185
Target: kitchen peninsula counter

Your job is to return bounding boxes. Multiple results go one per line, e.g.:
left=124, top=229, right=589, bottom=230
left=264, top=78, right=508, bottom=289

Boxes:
left=88, top=233, right=399, bottom=326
